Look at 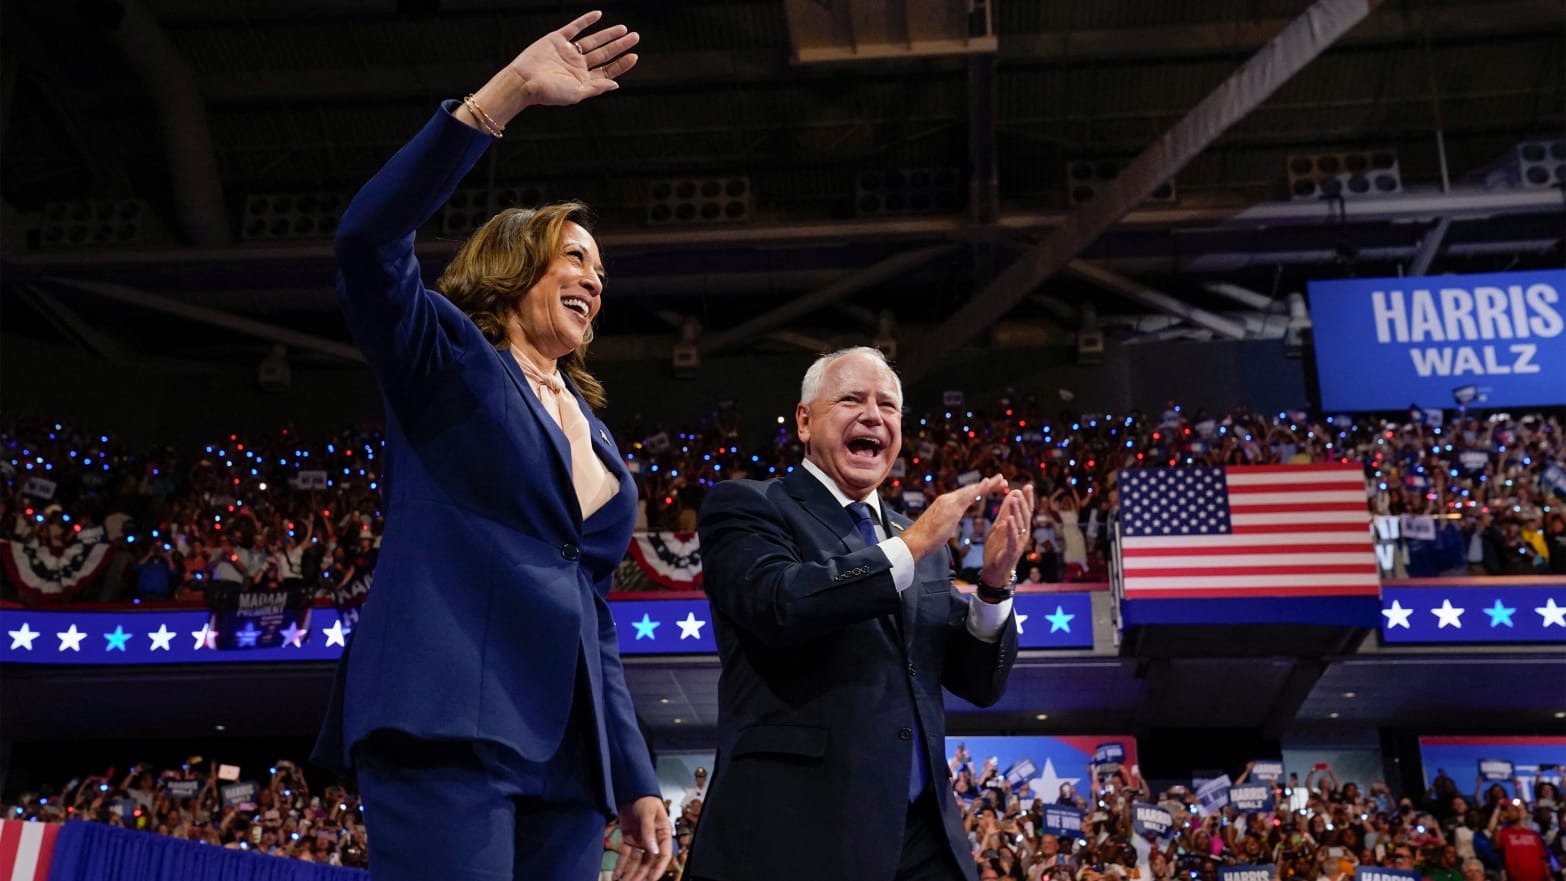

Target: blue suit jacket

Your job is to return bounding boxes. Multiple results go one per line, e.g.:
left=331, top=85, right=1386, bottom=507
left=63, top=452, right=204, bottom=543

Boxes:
left=311, top=103, right=658, bottom=814
left=687, top=469, right=1017, bottom=881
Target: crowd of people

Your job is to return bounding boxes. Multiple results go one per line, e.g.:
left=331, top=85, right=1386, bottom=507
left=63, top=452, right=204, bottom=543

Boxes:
left=8, top=757, right=1561, bottom=880
left=951, top=759, right=1563, bottom=881
left=1, top=404, right=1562, bottom=605
left=4, top=757, right=368, bottom=867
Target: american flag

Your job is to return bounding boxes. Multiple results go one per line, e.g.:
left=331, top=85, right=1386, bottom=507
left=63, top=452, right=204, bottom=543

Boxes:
left=1115, top=463, right=1377, bottom=599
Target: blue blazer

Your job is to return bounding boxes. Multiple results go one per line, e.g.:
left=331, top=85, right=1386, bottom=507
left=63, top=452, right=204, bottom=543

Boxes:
left=311, top=103, right=658, bottom=814
left=687, top=469, right=1017, bottom=881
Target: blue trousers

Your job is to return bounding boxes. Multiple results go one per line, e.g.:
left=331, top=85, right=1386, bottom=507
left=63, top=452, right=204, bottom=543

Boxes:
left=355, top=693, right=607, bottom=881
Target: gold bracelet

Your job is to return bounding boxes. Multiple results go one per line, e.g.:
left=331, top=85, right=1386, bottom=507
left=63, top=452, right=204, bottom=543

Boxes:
left=462, top=93, right=504, bottom=139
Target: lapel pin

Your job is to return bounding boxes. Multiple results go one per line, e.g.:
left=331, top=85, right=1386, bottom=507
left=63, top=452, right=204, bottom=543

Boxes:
left=598, top=428, right=610, bottom=444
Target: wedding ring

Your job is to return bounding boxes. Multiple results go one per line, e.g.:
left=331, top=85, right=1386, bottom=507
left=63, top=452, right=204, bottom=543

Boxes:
left=575, top=42, right=586, bottom=54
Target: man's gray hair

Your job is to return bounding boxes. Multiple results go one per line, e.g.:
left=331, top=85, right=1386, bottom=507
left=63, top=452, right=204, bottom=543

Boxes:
left=799, top=346, right=903, bottom=406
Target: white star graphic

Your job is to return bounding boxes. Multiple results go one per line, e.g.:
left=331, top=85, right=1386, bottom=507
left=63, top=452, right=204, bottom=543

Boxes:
left=1015, top=612, right=1029, bottom=635
left=1432, top=599, right=1465, bottom=629
left=323, top=619, right=348, bottom=647
left=676, top=612, right=707, bottom=640
left=191, top=622, right=216, bottom=650
left=148, top=624, right=175, bottom=651
left=280, top=622, right=307, bottom=647
left=1028, top=757, right=1082, bottom=804
left=57, top=624, right=86, bottom=652
left=1381, top=600, right=1413, bottom=629
left=1537, top=598, right=1566, bottom=628
left=8, top=622, right=39, bottom=650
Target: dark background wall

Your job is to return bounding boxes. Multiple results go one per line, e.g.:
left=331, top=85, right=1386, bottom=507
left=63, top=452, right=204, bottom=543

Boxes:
left=1, top=333, right=1310, bottom=447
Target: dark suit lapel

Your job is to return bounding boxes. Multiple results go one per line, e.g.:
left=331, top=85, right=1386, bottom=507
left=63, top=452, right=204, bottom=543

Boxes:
left=783, top=468, right=857, bottom=554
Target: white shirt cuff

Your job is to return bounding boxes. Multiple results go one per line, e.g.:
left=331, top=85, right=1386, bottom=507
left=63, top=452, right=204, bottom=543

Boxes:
left=881, top=537, right=915, bottom=592
left=965, top=595, right=1013, bottom=643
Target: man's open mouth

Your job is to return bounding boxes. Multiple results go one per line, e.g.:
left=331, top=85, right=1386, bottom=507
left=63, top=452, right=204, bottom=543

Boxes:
left=847, top=437, right=882, bottom=458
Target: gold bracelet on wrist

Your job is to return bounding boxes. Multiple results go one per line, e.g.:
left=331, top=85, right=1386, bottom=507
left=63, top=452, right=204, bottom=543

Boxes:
left=462, top=93, right=504, bottom=139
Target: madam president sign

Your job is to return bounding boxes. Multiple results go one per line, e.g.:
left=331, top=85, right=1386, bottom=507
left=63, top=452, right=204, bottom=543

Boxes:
left=1308, top=269, right=1566, bottom=411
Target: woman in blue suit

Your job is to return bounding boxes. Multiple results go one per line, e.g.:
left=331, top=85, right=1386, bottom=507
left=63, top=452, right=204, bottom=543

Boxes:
left=311, top=12, right=671, bottom=881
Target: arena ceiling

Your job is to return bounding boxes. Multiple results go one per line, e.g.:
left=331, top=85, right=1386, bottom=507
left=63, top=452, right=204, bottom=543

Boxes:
left=2, top=0, right=1563, bottom=374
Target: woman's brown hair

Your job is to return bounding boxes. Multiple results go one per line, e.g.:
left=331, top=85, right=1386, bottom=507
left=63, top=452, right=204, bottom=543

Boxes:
left=437, top=201, right=606, bottom=409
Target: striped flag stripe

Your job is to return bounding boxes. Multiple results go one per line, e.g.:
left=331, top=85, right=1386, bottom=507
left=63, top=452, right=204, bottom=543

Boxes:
left=1229, top=511, right=1369, bottom=527
left=1224, top=490, right=1366, bottom=504
left=11, top=822, right=43, bottom=881
left=32, top=824, right=57, bottom=881
left=1123, top=564, right=1379, bottom=578
left=1123, top=555, right=1376, bottom=570
left=0, top=821, right=19, bottom=881
left=1124, top=531, right=1369, bottom=549
left=1123, top=542, right=1371, bottom=556
left=1227, top=501, right=1370, bottom=515
left=1122, top=572, right=1382, bottom=589
left=1130, top=584, right=1382, bottom=599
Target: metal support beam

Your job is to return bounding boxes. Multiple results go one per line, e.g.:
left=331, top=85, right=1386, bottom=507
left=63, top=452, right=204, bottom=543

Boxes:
left=1409, top=217, right=1452, bottom=276
left=41, top=277, right=363, bottom=363
left=1203, top=282, right=1278, bottom=311
left=967, top=54, right=999, bottom=225
left=14, top=285, right=131, bottom=362
left=900, top=0, right=1381, bottom=380
left=700, top=245, right=955, bottom=355
left=1069, top=261, right=1249, bottom=340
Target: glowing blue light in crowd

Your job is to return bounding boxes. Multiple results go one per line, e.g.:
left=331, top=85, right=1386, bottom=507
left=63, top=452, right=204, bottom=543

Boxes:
left=44, top=464, right=52, bottom=471
left=751, top=455, right=759, bottom=462
left=670, top=470, right=679, bottom=477
left=925, top=474, right=934, bottom=483
left=99, top=436, right=107, bottom=443
left=650, top=465, right=658, bottom=473
left=703, top=454, right=711, bottom=461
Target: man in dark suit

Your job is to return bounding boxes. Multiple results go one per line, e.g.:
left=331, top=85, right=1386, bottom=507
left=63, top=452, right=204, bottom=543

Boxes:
left=687, top=346, right=1035, bottom=881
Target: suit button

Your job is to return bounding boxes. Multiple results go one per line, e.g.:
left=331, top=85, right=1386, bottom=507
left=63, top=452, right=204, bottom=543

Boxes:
left=560, top=543, right=580, bottom=561
left=898, top=727, right=912, bottom=741
left=907, top=663, right=917, bottom=677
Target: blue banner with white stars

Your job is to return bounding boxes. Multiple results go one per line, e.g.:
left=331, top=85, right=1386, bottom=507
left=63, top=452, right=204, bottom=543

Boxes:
left=2, top=592, right=1098, bottom=665
left=2, top=607, right=354, bottom=665
left=1380, top=583, right=1566, bottom=644
left=610, top=592, right=1095, bottom=654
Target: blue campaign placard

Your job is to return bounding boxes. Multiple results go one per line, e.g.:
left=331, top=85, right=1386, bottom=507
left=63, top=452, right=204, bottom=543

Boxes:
left=1218, top=866, right=1275, bottom=881
left=1042, top=804, right=1084, bottom=838
left=1227, top=783, right=1275, bottom=813
left=1380, top=583, right=1566, bottom=644
left=1357, top=868, right=1422, bottom=881
left=1095, top=742, right=1126, bottom=765
left=1308, top=269, right=1566, bottom=411
left=1479, top=759, right=1514, bottom=782
left=1131, top=802, right=1173, bottom=838
left=1250, top=760, right=1284, bottom=782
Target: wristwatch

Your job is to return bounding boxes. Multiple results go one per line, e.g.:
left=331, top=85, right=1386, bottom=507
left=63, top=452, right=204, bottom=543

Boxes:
left=974, top=572, right=1017, bottom=604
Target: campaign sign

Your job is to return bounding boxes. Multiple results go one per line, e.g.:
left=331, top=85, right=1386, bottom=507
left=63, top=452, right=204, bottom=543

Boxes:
left=21, top=477, right=57, bottom=500
left=944, top=390, right=965, bottom=407
left=1250, top=760, right=1284, bottom=782
left=1196, top=774, right=1232, bottom=816
left=1218, top=866, right=1274, bottom=881
left=1308, top=269, right=1566, bottom=411
left=1005, top=758, right=1038, bottom=786
left=1131, top=802, right=1173, bottom=838
left=1357, top=868, right=1421, bottom=881
left=1457, top=450, right=1491, bottom=474
left=1042, top=805, right=1083, bottom=838
left=220, top=782, right=258, bottom=809
left=957, top=469, right=982, bottom=487
left=1479, top=759, right=1515, bottom=782
left=1228, top=783, right=1275, bottom=813
left=294, top=470, right=328, bottom=490
left=208, top=582, right=313, bottom=650
left=163, top=780, right=200, bottom=800
left=1094, top=742, right=1126, bottom=765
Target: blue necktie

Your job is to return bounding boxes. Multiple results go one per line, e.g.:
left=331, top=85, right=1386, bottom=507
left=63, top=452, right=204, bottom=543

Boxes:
left=846, top=502, right=880, bottom=547
left=845, top=501, right=929, bottom=801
